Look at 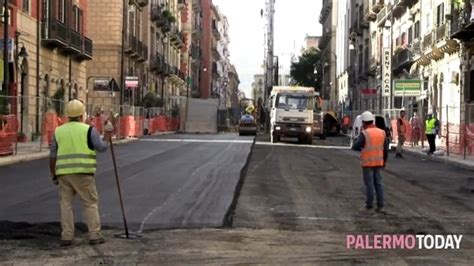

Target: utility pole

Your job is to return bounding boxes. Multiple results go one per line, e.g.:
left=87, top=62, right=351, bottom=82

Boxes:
left=264, top=0, right=275, bottom=132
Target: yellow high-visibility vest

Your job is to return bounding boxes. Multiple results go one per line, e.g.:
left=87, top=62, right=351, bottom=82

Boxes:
left=55, top=122, right=97, bottom=176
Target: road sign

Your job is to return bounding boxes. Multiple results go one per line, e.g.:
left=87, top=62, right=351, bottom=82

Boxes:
left=394, top=79, right=421, bottom=96
left=0, top=39, right=14, bottom=62
left=382, top=48, right=391, bottom=97
left=125, top=76, right=139, bottom=88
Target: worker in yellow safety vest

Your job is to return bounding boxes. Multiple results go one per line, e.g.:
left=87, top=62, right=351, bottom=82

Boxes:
left=425, top=110, right=439, bottom=155
left=49, top=100, right=114, bottom=246
left=352, top=111, right=389, bottom=213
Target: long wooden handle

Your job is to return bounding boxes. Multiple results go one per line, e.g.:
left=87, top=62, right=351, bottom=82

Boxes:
left=109, top=139, right=129, bottom=238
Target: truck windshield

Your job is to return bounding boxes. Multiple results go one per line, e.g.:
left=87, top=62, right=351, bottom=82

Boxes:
left=276, top=94, right=313, bottom=110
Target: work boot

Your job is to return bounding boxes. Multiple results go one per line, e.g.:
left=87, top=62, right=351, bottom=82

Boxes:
left=375, top=207, right=386, bottom=214
left=89, top=238, right=106, bottom=245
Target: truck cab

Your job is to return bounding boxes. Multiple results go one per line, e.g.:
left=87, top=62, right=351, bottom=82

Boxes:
left=268, top=86, right=315, bottom=144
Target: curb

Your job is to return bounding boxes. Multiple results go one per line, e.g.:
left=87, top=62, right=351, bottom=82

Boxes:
left=0, top=136, right=150, bottom=167
left=403, top=148, right=474, bottom=172
left=0, top=151, right=50, bottom=167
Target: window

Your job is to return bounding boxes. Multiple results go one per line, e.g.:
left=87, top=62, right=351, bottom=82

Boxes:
left=22, top=0, right=29, bottom=13
left=408, top=27, right=413, bottom=43
left=72, top=6, right=81, bottom=32
left=276, top=94, right=313, bottom=110
left=129, top=9, right=136, bottom=37
left=58, top=0, right=66, bottom=23
left=436, top=3, right=445, bottom=26
left=414, top=21, right=420, bottom=39
left=137, top=11, right=142, bottom=40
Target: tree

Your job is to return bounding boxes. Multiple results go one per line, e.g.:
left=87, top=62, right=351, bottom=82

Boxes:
left=290, top=47, right=322, bottom=93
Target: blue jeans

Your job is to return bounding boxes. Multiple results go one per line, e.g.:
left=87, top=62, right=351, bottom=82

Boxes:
left=362, top=167, right=384, bottom=208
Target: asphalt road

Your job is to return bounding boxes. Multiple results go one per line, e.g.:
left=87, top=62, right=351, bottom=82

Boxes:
left=231, top=134, right=474, bottom=263
left=1, top=133, right=473, bottom=264
left=0, top=134, right=253, bottom=231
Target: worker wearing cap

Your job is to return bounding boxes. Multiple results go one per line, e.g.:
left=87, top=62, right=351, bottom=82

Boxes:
left=352, top=111, right=389, bottom=213
left=49, top=99, right=114, bottom=246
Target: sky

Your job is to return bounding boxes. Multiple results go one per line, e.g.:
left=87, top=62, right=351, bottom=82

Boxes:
left=213, top=0, right=323, bottom=97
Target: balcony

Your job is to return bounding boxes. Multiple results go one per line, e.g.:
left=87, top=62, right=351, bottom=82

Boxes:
left=411, top=38, right=421, bottom=58
left=365, top=11, right=377, bottom=22
left=64, top=30, right=83, bottom=54
left=371, top=0, right=383, bottom=13
left=150, top=54, right=162, bottom=72
left=450, top=4, right=474, bottom=42
left=377, top=7, right=387, bottom=27
left=351, top=19, right=363, bottom=36
left=318, top=32, right=331, bottom=50
left=392, top=0, right=407, bottom=19
left=319, top=0, right=332, bottom=24
left=192, top=27, right=202, bottom=41
left=178, top=0, right=187, bottom=9
left=422, top=32, right=433, bottom=52
left=400, top=0, right=418, bottom=8
left=191, top=44, right=201, bottom=60
left=435, top=23, right=448, bottom=43
left=211, top=43, right=221, bottom=60
left=41, top=19, right=69, bottom=48
left=212, top=21, right=221, bottom=40
left=151, top=4, right=163, bottom=22
left=392, top=48, right=414, bottom=72
left=137, top=42, right=148, bottom=62
left=76, top=37, right=93, bottom=61
left=192, top=0, right=201, bottom=12
left=212, top=62, right=219, bottom=77
left=142, top=44, right=148, bottom=61
left=130, top=36, right=139, bottom=57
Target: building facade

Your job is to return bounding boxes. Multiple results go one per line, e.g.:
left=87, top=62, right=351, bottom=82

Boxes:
left=1, top=0, right=93, bottom=140
left=319, top=0, right=338, bottom=111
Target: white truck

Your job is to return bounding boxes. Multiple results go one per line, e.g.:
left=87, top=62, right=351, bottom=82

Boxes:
left=268, top=86, right=315, bottom=144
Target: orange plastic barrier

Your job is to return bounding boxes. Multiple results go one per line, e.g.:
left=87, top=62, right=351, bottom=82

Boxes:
left=0, top=115, right=18, bottom=156
left=41, top=112, right=61, bottom=145
left=157, top=116, right=167, bottom=132
left=135, top=116, right=144, bottom=137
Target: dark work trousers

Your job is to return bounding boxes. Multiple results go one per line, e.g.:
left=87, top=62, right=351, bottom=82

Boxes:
left=426, top=134, right=436, bottom=154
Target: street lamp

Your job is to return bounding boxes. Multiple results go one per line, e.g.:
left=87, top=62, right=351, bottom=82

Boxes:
left=16, top=42, right=29, bottom=134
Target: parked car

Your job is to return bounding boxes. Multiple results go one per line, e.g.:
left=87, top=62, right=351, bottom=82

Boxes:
left=239, top=114, right=257, bottom=136
left=350, top=114, right=392, bottom=148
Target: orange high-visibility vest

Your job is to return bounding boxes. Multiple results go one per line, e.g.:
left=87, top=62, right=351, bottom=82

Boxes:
left=398, top=118, right=409, bottom=136
left=361, top=126, right=386, bottom=167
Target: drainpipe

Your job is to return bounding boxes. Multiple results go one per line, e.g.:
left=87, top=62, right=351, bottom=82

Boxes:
left=120, top=0, right=127, bottom=109
left=68, top=56, right=72, bottom=99
left=35, top=0, right=41, bottom=134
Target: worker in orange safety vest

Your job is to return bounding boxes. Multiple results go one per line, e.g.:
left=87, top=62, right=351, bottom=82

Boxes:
left=352, top=111, right=389, bottom=213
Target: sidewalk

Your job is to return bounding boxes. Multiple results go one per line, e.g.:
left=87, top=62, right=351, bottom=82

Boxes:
left=400, top=143, right=474, bottom=172
left=0, top=132, right=176, bottom=167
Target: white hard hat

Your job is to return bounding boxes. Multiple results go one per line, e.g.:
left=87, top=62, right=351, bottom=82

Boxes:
left=65, top=99, right=85, bottom=118
left=361, top=111, right=374, bottom=122
left=427, top=109, right=433, bottom=115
